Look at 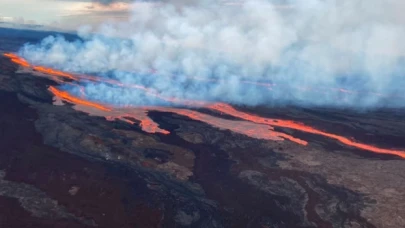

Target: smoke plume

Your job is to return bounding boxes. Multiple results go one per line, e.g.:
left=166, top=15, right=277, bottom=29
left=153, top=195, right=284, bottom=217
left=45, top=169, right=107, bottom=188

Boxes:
left=18, top=0, right=405, bottom=108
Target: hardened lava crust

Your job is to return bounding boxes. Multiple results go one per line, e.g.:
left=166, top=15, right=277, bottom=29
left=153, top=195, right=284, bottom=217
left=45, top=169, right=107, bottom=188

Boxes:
left=0, top=28, right=404, bottom=228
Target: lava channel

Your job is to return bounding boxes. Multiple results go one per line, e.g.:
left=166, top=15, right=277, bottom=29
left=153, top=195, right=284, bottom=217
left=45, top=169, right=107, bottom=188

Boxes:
left=4, top=52, right=405, bottom=158
left=3, top=53, right=206, bottom=107
left=208, top=103, right=405, bottom=158
left=48, top=86, right=306, bottom=143
left=5, top=52, right=401, bottom=103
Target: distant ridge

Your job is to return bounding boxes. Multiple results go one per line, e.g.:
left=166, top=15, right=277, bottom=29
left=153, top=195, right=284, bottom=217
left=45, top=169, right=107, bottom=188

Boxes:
left=0, top=26, right=78, bottom=42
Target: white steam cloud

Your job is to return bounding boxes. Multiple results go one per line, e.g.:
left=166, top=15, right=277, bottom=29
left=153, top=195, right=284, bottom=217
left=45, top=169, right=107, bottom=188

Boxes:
left=18, top=0, right=405, bottom=108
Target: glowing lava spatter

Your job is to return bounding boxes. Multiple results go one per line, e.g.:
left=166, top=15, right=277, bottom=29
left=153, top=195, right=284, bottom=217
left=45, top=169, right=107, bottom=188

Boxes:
left=4, top=52, right=405, bottom=158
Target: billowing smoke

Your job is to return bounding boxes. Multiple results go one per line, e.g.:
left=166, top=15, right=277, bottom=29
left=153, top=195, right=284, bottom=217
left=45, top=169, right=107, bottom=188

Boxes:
left=18, top=0, right=405, bottom=108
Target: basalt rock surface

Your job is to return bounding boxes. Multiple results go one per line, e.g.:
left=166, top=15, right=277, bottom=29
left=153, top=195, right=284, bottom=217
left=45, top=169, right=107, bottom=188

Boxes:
left=0, top=28, right=404, bottom=228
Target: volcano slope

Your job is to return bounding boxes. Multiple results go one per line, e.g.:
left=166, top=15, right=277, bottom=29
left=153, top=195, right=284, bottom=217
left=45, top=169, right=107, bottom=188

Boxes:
left=0, top=28, right=405, bottom=228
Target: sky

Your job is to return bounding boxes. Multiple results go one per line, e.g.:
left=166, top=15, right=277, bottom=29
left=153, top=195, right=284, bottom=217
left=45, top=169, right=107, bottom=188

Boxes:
left=0, top=0, right=131, bottom=30
left=0, top=0, right=292, bottom=31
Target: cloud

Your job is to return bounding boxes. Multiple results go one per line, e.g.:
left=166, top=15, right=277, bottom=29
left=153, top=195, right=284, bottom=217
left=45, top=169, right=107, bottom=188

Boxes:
left=0, top=16, right=41, bottom=29
left=18, top=0, right=405, bottom=108
left=94, top=0, right=132, bottom=4
left=57, top=0, right=143, bottom=5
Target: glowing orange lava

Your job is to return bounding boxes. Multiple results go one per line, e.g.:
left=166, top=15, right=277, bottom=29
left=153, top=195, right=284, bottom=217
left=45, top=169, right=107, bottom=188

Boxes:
left=107, top=110, right=170, bottom=135
left=4, top=52, right=405, bottom=158
left=3, top=53, right=205, bottom=107
left=4, top=53, right=30, bottom=68
left=149, top=106, right=308, bottom=144
left=49, top=86, right=111, bottom=111
left=33, top=66, right=77, bottom=80
left=48, top=86, right=304, bottom=141
left=208, top=103, right=405, bottom=158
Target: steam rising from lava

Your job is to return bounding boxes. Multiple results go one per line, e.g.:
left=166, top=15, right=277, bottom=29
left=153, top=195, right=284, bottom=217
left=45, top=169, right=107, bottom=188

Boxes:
left=17, top=0, right=405, bottom=108
left=4, top=53, right=405, bottom=158
left=6, top=0, right=405, bottom=156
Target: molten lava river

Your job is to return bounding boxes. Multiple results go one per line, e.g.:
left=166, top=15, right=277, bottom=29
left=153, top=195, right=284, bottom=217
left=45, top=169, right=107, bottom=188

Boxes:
left=4, top=53, right=405, bottom=159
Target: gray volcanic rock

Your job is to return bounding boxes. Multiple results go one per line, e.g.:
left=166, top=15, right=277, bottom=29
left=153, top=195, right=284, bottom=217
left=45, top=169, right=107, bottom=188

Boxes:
left=0, top=28, right=404, bottom=227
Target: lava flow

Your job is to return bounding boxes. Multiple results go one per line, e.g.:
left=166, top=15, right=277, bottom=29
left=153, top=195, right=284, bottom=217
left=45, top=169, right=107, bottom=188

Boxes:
left=4, top=53, right=400, bottom=103
left=49, top=86, right=111, bottom=111
left=4, top=52, right=405, bottom=159
left=4, top=53, right=30, bottom=67
left=208, top=103, right=405, bottom=158
left=3, top=53, right=206, bottom=107
left=48, top=86, right=306, bottom=144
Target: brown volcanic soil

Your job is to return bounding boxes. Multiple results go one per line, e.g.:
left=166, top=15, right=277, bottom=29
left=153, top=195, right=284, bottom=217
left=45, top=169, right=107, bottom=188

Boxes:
left=0, top=88, right=165, bottom=228
left=0, top=42, right=405, bottom=227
